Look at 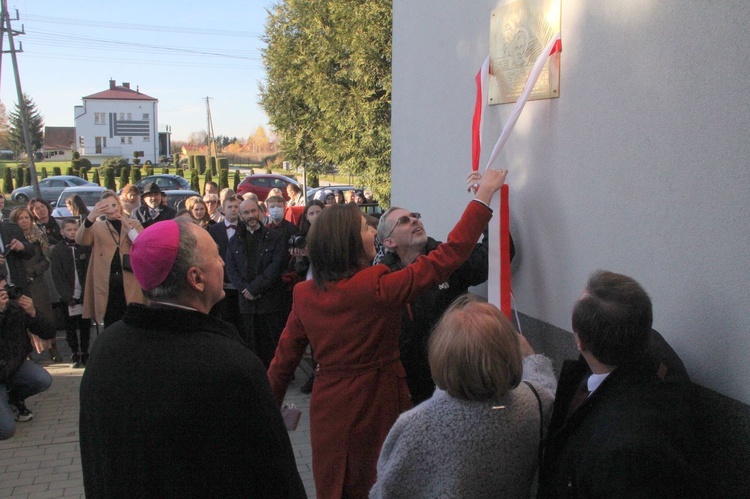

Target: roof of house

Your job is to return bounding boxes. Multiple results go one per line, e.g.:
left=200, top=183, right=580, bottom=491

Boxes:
left=43, top=126, right=75, bottom=150
left=83, top=80, right=157, bottom=101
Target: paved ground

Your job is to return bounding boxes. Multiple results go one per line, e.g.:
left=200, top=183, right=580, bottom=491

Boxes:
left=0, top=331, right=317, bottom=498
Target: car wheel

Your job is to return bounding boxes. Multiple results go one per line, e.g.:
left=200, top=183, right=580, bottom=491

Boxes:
left=15, top=193, right=28, bottom=202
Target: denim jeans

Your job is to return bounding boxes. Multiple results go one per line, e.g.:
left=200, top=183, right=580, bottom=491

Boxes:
left=0, top=360, right=53, bottom=440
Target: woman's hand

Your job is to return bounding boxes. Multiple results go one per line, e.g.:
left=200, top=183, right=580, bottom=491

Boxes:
left=473, top=168, right=508, bottom=205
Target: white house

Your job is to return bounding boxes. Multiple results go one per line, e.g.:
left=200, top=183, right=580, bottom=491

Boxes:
left=74, top=80, right=170, bottom=164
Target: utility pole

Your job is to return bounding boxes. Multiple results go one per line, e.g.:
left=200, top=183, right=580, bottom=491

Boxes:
left=204, top=96, right=216, bottom=159
left=0, top=0, right=41, bottom=199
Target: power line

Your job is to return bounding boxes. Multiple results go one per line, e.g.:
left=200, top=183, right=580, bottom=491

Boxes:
left=24, top=29, right=260, bottom=60
left=21, top=13, right=261, bottom=38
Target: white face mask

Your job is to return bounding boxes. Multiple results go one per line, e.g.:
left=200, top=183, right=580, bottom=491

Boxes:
left=268, top=206, right=284, bottom=222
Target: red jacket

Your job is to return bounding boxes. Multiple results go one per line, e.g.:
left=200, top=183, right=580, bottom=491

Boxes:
left=268, top=200, right=492, bottom=498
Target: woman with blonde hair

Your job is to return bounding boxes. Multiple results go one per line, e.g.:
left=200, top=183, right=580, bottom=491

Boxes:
left=370, top=295, right=557, bottom=498
left=76, top=190, right=145, bottom=328
left=9, top=206, right=60, bottom=361
left=185, top=196, right=214, bottom=229
left=268, top=168, right=509, bottom=498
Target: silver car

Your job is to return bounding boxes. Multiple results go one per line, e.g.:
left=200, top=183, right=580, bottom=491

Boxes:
left=11, top=175, right=97, bottom=203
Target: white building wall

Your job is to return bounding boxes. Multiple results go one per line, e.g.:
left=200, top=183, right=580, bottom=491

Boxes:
left=74, top=99, right=159, bottom=163
left=392, top=0, right=750, bottom=403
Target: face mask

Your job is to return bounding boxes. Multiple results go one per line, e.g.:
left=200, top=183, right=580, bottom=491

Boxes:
left=268, top=206, right=284, bottom=222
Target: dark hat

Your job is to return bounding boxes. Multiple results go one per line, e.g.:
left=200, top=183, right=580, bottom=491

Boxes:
left=141, top=182, right=163, bottom=195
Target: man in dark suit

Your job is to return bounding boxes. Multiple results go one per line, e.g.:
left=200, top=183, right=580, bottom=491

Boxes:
left=208, top=195, right=243, bottom=336
left=0, top=219, right=34, bottom=292
left=538, top=270, right=699, bottom=498
left=225, top=198, right=288, bottom=368
left=133, top=182, right=176, bottom=228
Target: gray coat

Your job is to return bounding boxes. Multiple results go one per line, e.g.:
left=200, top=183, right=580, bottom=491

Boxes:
left=370, top=354, right=557, bottom=499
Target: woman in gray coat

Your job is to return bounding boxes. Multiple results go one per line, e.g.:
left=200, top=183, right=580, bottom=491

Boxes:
left=370, top=295, right=557, bottom=499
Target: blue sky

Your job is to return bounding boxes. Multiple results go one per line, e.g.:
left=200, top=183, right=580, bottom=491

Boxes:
left=0, top=0, right=273, bottom=140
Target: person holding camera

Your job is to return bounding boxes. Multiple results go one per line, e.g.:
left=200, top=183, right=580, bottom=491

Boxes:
left=0, top=218, right=34, bottom=291
left=76, top=190, right=145, bottom=329
left=51, top=218, right=92, bottom=368
left=0, top=277, right=56, bottom=439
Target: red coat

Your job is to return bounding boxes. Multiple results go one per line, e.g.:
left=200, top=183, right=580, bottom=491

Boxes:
left=268, top=200, right=492, bottom=498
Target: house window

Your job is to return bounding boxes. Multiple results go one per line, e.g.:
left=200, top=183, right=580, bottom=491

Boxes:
left=119, top=113, right=125, bottom=120
left=79, top=136, right=84, bottom=148
left=95, top=137, right=106, bottom=154
left=127, top=113, right=132, bottom=120
left=143, top=136, right=150, bottom=142
left=128, top=137, right=133, bottom=144
left=121, top=137, right=126, bottom=144
left=143, top=113, right=149, bottom=120
left=94, top=112, right=106, bottom=124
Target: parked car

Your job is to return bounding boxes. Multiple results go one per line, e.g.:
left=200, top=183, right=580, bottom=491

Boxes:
left=236, top=173, right=303, bottom=201
left=11, top=175, right=97, bottom=203
left=306, top=185, right=381, bottom=214
left=134, top=174, right=190, bottom=192
left=50, top=186, right=108, bottom=218
left=164, top=190, right=200, bottom=212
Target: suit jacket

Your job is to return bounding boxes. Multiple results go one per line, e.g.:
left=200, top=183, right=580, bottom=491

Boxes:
left=209, top=220, right=238, bottom=285
left=225, top=223, right=287, bottom=314
left=539, top=356, right=700, bottom=498
left=50, top=241, right=91, bottom=304
left=268, top=200, right=493, bottom=499
left=75, top=218, right=145, bottom=323
left=0, top=221, right=34, bottom=290
left=133, top=204, right=176, bottom=228
left=79, top=304, right=305, bottom=498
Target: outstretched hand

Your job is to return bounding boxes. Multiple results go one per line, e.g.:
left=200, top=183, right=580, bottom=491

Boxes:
left=472, top=168, right=508, bottom=205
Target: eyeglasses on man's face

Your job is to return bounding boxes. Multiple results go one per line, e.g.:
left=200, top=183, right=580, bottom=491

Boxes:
left=386, top=212, right=421, bottom=239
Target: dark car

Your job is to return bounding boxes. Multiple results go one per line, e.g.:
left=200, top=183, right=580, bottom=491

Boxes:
left=165, top=190, right=200, bottom=211
left=307, top=185, right=381, bottom=214
left=11, top=175, right=97, bottom=203
left=236, top=173, right=302, bottom=201
left=134, top=174, right=190, bottom=192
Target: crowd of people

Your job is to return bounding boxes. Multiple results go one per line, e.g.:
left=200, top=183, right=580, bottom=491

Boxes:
left=2, top=169, right=700, bottom=497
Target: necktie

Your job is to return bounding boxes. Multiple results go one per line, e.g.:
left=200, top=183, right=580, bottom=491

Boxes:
left=566, top=377, right=591, bottom=419
left=150, top=209, right=158, bottom=219
left=228, top=224, right=237, bottom=230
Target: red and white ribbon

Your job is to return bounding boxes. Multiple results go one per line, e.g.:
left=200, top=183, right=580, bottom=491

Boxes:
left=472, top=31, right=562, bottom=172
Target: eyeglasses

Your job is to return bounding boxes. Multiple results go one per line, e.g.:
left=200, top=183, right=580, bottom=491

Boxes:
left=205, top=200, right=218, bottom=204
left=385, top=212, right=421, bottom=239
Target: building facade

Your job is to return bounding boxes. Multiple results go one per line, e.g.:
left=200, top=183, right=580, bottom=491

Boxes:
left=392, top=1, right=749, bottom=493
left=74, top=80, right=169, bottom=164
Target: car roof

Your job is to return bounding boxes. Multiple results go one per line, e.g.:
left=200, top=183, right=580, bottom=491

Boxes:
left=57, top=185, right=107, bottom=193
left=140, top=174, right=183, bottom=179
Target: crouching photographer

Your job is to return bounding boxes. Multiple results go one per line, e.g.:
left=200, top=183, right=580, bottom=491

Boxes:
left=0, top=278, right=55, bottom=439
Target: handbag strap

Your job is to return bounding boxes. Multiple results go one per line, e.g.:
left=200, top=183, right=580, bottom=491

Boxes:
left=523, top=380, right=544, bottom=473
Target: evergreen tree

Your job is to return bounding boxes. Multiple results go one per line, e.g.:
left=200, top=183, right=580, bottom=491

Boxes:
left=3, top=168, right=13, bottom=193
left=260, top=0, right=392, bottom=204
left=190, top=169, right=200, bottom=191
left=8, top=94, right=44, bottom=157
left=14, top=167, right=24, bottom=188
left=233, top=170, right=241, bottom=191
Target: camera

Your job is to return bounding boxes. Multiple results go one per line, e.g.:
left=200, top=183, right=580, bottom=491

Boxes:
left=4, top=284, right=23, bottom=300
left=288, top=235, right=307, bottom=249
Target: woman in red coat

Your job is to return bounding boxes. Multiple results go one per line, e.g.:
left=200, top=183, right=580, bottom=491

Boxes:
left=268, top=169, right=508, bottom=498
